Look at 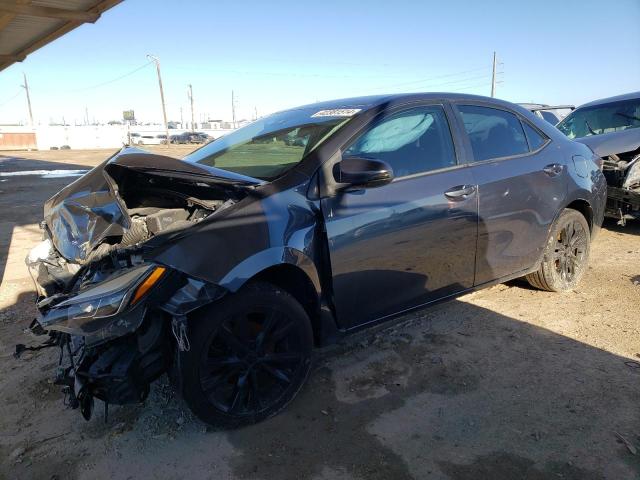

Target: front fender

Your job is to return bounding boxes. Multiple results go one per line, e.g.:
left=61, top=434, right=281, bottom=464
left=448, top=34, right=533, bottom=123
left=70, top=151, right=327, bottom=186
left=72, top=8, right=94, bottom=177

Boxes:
left=218, top=246, right=321, bottom=293
left=149, top=180, right=324, bottom=296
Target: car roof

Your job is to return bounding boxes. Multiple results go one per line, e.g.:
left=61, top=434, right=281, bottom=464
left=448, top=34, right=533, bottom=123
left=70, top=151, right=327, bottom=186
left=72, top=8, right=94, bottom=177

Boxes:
left=578, top=91, right=640, bottom=108
left=281, top=92, right=524, bottom=114
left=519, top=103, right=548, bottom=109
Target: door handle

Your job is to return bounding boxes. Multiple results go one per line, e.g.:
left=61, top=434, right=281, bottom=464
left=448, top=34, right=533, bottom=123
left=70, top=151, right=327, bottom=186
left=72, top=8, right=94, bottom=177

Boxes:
left=444, top=184, right=476, bottom=200
left=543, top=163, right=564, bottom=177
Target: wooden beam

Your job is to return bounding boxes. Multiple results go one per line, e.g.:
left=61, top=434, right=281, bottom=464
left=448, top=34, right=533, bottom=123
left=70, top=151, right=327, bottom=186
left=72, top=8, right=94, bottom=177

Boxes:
left=0, top=0, right=29, bottom=30
left=0, top=0, right=122, bottom=71
left=0, top=53, right=26, bottom=62
left=0, top=3, right=101, bottom=23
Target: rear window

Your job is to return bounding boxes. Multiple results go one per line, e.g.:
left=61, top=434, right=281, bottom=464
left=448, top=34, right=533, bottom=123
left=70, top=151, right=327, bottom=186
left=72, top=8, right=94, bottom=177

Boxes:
left=458, top=105, right=529, bottom=161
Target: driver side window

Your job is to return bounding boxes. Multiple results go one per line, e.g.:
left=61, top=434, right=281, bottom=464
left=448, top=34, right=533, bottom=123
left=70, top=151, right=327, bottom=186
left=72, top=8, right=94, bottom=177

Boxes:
left=344, top=105, right=457, bottom=178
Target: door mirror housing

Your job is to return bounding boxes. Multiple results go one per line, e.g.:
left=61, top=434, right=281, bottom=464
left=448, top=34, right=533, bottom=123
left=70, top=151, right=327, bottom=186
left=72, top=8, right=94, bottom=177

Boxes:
left=334, top=156, right=394, bottom=189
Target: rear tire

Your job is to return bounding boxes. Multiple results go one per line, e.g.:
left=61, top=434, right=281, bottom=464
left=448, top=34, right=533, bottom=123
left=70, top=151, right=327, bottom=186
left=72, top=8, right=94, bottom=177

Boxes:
left=180, top=282, right=313, bottom=428
left=526, top=208, right=590, bottom=292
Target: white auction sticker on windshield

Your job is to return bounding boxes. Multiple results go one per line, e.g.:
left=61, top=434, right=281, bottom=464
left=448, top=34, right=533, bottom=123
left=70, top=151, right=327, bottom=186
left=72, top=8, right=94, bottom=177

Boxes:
left=311, top=108, right=361, bottom=118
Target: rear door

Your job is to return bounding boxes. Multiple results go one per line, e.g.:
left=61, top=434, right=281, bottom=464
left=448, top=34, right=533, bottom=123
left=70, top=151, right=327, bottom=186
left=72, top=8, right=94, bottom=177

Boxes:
left=452, top=103, right=568, bottom=284
left=320, top=103, right=478, bottom=329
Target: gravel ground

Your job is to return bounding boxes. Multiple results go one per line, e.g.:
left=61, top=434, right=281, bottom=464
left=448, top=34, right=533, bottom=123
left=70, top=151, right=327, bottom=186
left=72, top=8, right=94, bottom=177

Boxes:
left=0, top=149, right=639, bottom=480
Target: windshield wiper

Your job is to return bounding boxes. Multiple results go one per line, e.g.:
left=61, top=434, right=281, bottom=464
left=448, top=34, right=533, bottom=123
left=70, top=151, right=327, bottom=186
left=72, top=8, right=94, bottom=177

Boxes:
left=585, top=120, right=597, bottom=135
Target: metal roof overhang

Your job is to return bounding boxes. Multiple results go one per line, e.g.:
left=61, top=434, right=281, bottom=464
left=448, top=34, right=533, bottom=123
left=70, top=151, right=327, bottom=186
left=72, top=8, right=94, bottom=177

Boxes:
left=0, top=0, right=122, bottom=71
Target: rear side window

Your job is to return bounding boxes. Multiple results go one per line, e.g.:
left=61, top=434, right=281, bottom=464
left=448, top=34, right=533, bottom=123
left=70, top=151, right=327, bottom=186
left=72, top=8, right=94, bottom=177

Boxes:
left=458, top=105, right=529, bottom=161
left=522, top=122, right=548, bottom=151
left=344, top=105, right=456, bottom=177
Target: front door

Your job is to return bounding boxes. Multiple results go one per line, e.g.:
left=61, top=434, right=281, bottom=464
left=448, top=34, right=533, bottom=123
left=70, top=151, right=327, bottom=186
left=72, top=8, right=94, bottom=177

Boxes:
left=320, top=104, right=478, bottom=329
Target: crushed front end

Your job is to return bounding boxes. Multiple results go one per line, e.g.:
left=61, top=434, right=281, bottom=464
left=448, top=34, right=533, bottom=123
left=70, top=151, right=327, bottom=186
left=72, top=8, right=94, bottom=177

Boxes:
left=20, top=147, right=253, bottom=420
left=601, top=151, right=640, bottom=225
left=32, top=262, right=174, bottom=419
left=25, top=235, right=225, bottom=421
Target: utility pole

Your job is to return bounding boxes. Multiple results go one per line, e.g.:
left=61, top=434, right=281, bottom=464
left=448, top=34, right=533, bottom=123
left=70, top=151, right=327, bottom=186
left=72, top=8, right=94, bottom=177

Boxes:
left=188, top=84, right=195, bottom=132
left=491, top=51, right=497, bottom=98
left=21, top=72, right=34, bottom=127
left=146, top=55, right=170, bottom=148
left=180, top=106, right=183, bottom=127
left=231, top=90, right=237, bottom=129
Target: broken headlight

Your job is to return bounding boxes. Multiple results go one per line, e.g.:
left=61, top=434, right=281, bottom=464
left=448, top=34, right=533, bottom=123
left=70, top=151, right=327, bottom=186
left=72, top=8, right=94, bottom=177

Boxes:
left=623, top=159, right=640, bottom=190
left=40, top=265, right=166, bottom=328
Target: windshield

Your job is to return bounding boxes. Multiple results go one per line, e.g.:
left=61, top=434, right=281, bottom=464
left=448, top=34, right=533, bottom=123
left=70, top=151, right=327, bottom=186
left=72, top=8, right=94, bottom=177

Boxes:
left=557, top=98, right=640, bottom=139
left=183, top=108, right=353, bottom=180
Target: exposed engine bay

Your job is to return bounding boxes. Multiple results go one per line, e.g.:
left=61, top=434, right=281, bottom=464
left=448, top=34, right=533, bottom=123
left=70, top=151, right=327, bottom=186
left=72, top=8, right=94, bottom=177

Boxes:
left=601, top=150, right=640, bottom=225
left=28, top=151, right=247, bottom=299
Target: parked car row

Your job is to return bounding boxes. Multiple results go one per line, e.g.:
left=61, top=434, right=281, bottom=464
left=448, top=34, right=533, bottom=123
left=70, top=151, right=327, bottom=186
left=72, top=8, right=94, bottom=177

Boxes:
left=128, top=132, right=213, bottom=146
left=129, top=133, right=167, bottom=145
left=25, top=91, right=607, bottom=428
left=169, top=132, right=212, bottom=144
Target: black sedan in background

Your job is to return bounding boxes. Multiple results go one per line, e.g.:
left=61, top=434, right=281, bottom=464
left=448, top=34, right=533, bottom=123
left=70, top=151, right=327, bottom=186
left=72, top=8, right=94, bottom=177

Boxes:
left=170, top=132, right=211, bottom=144
left=26, top=93, right=606, bottom=427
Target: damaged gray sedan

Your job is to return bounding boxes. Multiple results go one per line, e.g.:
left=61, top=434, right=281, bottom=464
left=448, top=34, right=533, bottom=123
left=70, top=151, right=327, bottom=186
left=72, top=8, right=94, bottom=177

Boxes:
left=23, top=93, right=606, bottom=427
left=557, top=91, right=640, bottom=224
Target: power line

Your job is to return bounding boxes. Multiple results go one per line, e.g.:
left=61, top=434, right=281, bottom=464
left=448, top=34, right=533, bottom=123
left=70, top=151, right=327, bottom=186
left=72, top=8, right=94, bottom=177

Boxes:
left=0, top=90, right=21, bottom=108
left=450, top=81, right=494, bottom=92
left=171, top=64, right=492, bottom=83
left=369, top=66, right=491, bottom=91
left=395, top=73, right=493, bottom=91
left=30, top=61, right=153, bottom=94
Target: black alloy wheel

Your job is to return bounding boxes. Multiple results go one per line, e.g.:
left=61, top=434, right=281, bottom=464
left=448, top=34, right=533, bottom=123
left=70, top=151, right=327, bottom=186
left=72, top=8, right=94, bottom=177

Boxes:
left=180, top=282, right=313, bottom=427
left=553, top=217, right=588, bottom=283
left=526, top=208, right=591, bottom=292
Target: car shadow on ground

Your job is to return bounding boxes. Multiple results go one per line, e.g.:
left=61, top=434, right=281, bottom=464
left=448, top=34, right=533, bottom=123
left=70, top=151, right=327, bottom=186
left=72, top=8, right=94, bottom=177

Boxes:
left=1, top=151, right=638, bottom=479
left=603, top=217, right=640, bottom=236
left=0, top=155, right=92, bottom=283
left=1, top=290, right=638, bottom=480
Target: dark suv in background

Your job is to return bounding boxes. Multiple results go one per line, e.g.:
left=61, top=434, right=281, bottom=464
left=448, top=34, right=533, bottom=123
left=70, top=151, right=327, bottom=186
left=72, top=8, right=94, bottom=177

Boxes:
left=25, top=93, right=606, bottom=427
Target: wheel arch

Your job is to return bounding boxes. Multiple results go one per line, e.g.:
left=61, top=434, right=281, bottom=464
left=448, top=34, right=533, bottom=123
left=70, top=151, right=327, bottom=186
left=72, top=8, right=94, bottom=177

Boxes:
left=565, top=198, right=593, bottom=232
left=217, top=247, right=335, bottom=346
left=532, top=197, right=594, bottom=272
left=251, top=264, right=322, bottom=341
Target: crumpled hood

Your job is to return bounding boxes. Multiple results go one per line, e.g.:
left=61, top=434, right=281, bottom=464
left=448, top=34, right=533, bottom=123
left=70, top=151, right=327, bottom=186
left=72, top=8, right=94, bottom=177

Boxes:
left=575, top=128, right=640, bottom=158
left=44, top=147, right=259, bottom=263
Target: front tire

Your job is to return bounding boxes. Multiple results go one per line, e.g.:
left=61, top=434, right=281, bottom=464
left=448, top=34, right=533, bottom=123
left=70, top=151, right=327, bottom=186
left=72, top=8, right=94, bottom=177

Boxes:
left=526, top=208, right=590, bottom=292
left=180, top=282, right=313, bottom=428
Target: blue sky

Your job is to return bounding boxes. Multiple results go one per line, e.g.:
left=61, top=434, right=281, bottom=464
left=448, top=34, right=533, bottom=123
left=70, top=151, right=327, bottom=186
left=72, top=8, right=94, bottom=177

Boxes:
left=1, top=0, right=639, bottom=125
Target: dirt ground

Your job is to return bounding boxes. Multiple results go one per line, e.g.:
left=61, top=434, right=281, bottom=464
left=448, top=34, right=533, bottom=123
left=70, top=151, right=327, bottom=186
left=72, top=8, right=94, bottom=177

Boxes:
left=1, top=148, right=639, bottom=480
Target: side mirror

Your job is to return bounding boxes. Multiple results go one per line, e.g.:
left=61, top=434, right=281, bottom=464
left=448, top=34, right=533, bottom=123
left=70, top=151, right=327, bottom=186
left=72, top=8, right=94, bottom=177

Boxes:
left=334, top=156, right=394, bottom=189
